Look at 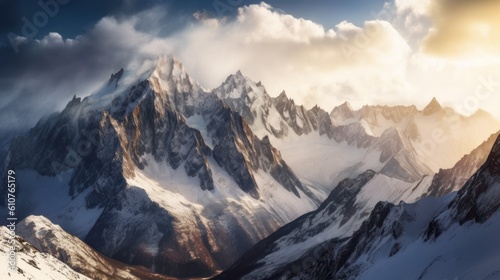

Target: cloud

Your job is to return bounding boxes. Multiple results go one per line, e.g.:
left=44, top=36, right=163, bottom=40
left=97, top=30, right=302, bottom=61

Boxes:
left=0, top=8, right=172, bottom=132
left=394, top=0, right=431, bottom=16
left=395, top=0, right=500, bottom=59
left=173, top=3, right=411, bottom=109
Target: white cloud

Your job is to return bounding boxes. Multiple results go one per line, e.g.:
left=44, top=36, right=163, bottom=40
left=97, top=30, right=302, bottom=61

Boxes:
left=394, top=0, right=431, bottom=16
left=170, top=3, right=411, bottom=110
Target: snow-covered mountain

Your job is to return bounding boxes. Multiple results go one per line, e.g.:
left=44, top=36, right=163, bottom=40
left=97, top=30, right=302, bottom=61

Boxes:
left=1, top=56, right=320, bottom=278
left=215, top=133, right=500, bottom=280
left=16, top=215, right=175, bottom=280
left=214, top=72, right=500, bottom=196
left=0, top=226, right=90, bottom=280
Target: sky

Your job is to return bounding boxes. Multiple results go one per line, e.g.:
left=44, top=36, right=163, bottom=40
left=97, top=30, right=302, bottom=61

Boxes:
left=1, top=0, right=500, bottom=133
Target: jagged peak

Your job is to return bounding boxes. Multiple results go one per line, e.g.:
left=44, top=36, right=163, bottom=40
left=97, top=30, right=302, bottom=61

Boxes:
left=223, top=70, right=246, bottom=84
left=150, top=55, right=190, bottom=81
left=216, top=70, right=270, bottom=101
left=422, top=97, right=444, bottom=116
left=277, top=90, right=288, bottom=100
left=309, top=104, right=320, bottom=114
left=330, top=101, right=355, bottom=120
left=339, top=101, right=353, bottom=111
left=108, top=68, right=124, bottom=88
left=308, top=104, right=329, bottom=118
left=224, top=70, right=246, bottom=83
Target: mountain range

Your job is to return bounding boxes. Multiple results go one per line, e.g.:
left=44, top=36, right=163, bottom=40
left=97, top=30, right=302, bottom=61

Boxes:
left=1, top=55, right=499, bottom=279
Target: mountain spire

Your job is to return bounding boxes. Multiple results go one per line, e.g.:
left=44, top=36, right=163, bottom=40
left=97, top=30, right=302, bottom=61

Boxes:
left=422, top=97, right=443, bottom=116
left=108, top=68, right=124, bottom=89
left=277, top=90, right=288, bottom=100
left=330, top=101, right=355, bottom=120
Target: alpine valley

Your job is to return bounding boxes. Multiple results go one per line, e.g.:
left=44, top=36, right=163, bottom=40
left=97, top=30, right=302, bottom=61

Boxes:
left=1, top=55, right=499, bottom=280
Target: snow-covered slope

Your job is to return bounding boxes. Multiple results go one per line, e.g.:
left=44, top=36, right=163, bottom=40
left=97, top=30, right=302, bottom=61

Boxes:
left=0, top=55, right=319, bottom=279
left=214, top=170, right=434, bottom=280
left=0, top=226, right=90, bottom=280
left=218, top=133, right=500, bottom=280
left=16, top=215, right=175, bottom=280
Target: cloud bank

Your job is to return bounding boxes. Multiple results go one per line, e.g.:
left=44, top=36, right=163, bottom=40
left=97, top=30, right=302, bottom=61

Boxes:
left=175, top=3, right=412, bottom=108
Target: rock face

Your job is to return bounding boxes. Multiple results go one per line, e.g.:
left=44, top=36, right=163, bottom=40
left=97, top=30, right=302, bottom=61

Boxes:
left=217, top=134, right=500, bottom=280
left=449, top=133, right=500, bottom=224
left=1, top=56, right=319, bottom=279
left=424, top=130, right=500, bottom=197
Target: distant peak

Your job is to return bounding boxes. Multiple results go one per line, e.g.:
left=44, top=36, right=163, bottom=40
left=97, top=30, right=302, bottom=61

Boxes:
left=224, top=70, right=246, bottom=83
left=471, top=108, right=494, bottom=119
left=330, top=101, right=355, bottom=119
left=422, top=97, right=443, bottom=116
left=309, top=104, right=326, bottom=115
left=339, top=101, right=353, bottom=111
left=108, top=68, right=124, bottom=89
left=277, top=90, right=288, bottom=100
